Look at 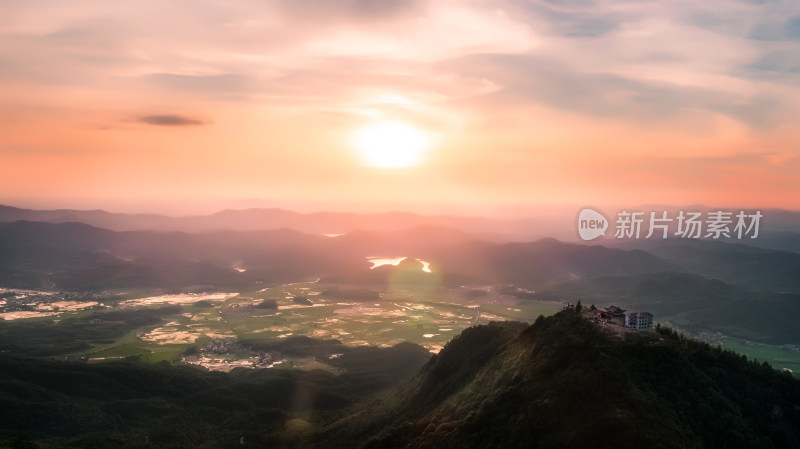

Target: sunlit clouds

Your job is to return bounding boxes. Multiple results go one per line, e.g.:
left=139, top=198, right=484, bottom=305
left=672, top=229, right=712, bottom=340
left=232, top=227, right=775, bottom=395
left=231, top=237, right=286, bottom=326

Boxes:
left=2, top=0, right=800, bottom=213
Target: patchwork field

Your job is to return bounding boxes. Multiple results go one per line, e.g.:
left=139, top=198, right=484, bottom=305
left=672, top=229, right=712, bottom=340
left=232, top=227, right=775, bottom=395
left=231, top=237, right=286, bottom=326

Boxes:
left=6, top=282, right=798, bottom=375
left=0, top=282, right=558, bottom=371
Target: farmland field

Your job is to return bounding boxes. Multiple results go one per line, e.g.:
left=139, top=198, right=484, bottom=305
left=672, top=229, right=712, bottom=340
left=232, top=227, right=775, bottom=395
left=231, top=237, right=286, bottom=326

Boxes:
left=1, top=283, right=563, bottom=372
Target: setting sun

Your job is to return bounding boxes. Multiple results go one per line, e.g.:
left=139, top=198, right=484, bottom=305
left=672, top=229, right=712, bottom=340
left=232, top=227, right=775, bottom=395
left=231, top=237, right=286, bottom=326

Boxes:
left=352, top=121, right=433, bottom=168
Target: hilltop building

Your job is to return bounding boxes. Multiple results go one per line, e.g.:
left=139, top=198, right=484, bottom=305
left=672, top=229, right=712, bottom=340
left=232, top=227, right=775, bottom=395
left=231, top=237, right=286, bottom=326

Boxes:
left=602, top=306, right=626, bottom=317
left=597, top=306, right=627, bottom=326
left=625, top=312, right=653, bottom=330
left=594, top=306, right=654, bottom=331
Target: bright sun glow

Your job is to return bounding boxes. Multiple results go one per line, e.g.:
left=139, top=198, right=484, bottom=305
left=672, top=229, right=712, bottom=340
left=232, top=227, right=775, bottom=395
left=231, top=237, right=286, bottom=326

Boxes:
left=352, top=121, right=432, bottom=168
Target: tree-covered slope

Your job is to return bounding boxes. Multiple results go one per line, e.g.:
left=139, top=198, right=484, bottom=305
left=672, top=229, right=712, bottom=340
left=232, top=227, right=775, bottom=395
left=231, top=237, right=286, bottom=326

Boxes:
left=0, top=342, right=431, bottom=449
left=315, top=312, right=800, bottom=449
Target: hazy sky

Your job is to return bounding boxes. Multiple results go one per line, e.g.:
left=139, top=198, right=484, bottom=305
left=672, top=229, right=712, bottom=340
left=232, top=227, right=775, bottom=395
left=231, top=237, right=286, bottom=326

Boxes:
left=2, top=0, right=799, bottom=215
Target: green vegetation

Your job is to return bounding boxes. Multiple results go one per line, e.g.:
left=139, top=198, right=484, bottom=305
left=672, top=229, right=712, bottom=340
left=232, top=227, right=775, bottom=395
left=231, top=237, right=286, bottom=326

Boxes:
left=255, top=298, right=278, bottom=310
left=320, top=287, right=380, bottom=301
left=0, top=306, right=180, bottom=357
left=313, top=311, right=800, bottom=448
left=719, top=340, right=800, bottom=374
left=0, top=341, right=430, bottom=448
left=293, top=296, right=313, bottom=305
left=2, top=281, right=562, bottom=373
left=87, top=341, right=187, bottom=364
left=0, top=310, right=798, bottom=448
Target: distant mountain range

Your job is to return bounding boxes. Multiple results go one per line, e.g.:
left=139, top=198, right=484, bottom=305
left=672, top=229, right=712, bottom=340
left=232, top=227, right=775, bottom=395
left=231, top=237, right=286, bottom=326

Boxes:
left=0, top=204, right=528, bottom=239
left=0, top=220, right=682, bottom=292
left=3, top=203, right=800, bottom=247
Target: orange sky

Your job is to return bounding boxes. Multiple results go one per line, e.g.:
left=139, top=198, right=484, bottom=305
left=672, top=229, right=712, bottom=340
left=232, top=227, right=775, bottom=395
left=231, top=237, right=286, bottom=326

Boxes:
left=2, top=0, right=799, bottom=215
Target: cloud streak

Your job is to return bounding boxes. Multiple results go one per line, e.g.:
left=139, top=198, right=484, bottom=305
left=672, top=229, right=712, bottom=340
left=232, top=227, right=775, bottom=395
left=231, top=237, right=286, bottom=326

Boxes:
left=137, top=115, right=207, bottom=126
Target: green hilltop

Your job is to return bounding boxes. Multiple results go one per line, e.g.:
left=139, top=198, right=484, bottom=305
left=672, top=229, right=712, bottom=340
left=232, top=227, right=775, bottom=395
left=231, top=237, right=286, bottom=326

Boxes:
left=314, top=311, right=800, bottom=449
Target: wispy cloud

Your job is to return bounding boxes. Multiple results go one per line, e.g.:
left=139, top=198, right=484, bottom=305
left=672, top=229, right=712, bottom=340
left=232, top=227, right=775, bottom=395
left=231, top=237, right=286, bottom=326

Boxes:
left=145, top=73, right=251, bottom=92
left=137, top=115, right=207, bottom=126
left=444, top=53, right=786, bottom=127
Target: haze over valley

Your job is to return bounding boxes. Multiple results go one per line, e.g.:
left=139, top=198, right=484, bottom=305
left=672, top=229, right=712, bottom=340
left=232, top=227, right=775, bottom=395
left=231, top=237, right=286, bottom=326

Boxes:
left=2, top=204, right=800, bottom=373
left=3, top=0, right=800, bottom=446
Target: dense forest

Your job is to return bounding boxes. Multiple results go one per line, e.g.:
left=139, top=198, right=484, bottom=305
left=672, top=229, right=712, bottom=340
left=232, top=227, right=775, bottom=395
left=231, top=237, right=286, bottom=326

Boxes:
left=0, top=342, right=430, bottom=448
left=2, top=311, right=798, bottom=448
left=313, top=311, right=800, bottom=448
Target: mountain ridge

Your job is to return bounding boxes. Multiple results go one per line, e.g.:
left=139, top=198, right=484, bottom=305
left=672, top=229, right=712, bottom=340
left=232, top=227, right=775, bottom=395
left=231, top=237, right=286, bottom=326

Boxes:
left=0, top=204, right=519, bottom=239
left=5, top=204, right=800, bottom=245
left=314, top=311, right=800, bottom=449
left=0, top=220, right=685, bottom=291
